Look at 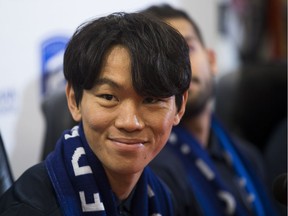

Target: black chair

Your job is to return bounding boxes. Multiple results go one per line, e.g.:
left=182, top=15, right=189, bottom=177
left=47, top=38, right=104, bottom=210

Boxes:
left=41, top=90, right=76, bottom=160
left=264, top=118, right=287, bottom=215
left=215, top=61, right=287, bottom=152
left=0, top=133, right=14, bottom=197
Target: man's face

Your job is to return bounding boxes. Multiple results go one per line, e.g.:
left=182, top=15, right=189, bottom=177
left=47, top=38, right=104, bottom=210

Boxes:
left=166, top=18, right=216, bottom=117
left=67, top=45, right=184, bottom=176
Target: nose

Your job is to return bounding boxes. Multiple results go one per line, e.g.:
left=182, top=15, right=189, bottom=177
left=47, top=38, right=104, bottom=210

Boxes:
left=114, top=102, right=144, bottom=132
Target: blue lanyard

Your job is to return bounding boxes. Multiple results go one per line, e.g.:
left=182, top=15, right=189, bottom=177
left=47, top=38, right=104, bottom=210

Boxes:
left=211, top=117, right=265, bottom=216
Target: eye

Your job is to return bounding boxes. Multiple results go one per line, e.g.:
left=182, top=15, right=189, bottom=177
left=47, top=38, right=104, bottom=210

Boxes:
left=96, top=94, right=119, bottom=107
left=143, top=97, right=161, bottom=104
left=188, top=44, right=195, bottom=53
left=98, top=94, right=117, bottom=101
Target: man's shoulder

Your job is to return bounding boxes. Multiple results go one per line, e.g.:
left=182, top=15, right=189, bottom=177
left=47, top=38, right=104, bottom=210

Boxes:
left=231, top=134, right=263, bottom=161
left=149, top=145, right=202, bottom=215
left=0, top=162, right=61, bottom=215
left=150, top=145, right=187, bottom=180
left=229, top=133, right=267, bottom=178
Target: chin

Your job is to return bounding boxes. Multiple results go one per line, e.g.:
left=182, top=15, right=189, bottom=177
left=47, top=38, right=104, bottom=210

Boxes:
left=114, top=165, right=145, bottom=176
left=110, top=158, right=148, bottom=175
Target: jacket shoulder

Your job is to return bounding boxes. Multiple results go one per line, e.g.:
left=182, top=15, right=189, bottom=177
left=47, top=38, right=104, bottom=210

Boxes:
left=0, top=163, right=61, bottom=215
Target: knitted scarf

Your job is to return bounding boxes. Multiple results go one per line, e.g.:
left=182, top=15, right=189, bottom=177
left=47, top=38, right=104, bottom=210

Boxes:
left=45, top=124, right=173, bottom=216
left=166, top=115, right=276, bottom=216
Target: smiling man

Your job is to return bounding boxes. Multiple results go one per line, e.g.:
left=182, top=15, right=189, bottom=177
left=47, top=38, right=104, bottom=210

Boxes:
left=0, top=12, right=191, bottom=216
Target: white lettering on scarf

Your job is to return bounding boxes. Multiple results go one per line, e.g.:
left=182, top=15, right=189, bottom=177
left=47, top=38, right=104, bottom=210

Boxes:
left=180, top=143, right=191, bottom=154
left=168, top=132, right=178, bottom=144
left=65, top=126, right=80, bottom=140
left=218, top=191, right=236, bottom=215
left=148, top=185, right=163, bottom=216
left=195, top=159, right=215, bottom=180
left=79, top=191, right=105, bottom=212
left=147, top=184, right=155, bottom=197
left=72, top=147, right=92, bottom=176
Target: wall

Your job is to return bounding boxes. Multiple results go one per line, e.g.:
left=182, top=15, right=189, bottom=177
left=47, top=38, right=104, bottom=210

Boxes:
left=0, top=0, right=218, bottom=178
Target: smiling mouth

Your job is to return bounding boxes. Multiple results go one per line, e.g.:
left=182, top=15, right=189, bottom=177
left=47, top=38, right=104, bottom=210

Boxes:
left=110, top=138, right=146, bottom=145
left=108, top=137, right=148, bottom=153
left=108, top=136, right=148, bottom=146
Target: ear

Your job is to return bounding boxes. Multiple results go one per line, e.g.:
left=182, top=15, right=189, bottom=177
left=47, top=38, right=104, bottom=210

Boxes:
left=66, top=83, right=82, bottom=122
left=173, top=90, right=189, bottom=125
left=206, top=49, right=218, bottom=76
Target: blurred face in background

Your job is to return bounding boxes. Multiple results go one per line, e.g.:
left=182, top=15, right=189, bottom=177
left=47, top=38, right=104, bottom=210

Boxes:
left=165, top=18, right=217, bottom=118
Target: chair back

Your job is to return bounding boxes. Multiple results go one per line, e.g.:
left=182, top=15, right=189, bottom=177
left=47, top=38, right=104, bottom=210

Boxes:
left=0, top=133, right=14, bottom=197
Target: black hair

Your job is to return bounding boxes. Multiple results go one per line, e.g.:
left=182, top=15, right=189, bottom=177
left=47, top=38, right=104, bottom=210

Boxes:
left=141, top=4, right=205, bottom=46
left=64, top=12, right=191, bottom=111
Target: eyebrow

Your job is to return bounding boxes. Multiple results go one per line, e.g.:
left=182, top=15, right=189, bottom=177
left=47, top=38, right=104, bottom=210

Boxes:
left=185, top=35, right=196, bottom=43
left=94, top=77, right=122, bottom=90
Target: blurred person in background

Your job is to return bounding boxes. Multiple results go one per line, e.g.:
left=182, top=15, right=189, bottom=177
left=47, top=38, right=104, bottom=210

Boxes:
left=143, top=4, right=279, bottom=216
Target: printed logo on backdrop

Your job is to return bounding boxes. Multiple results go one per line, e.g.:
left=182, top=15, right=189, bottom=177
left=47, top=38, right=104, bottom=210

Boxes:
left=0, top=88, right=17, bottom=113
left=41, top=36, right=69, bottom=97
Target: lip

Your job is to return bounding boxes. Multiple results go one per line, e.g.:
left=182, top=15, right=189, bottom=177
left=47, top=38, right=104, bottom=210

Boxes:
left=108, top=137, right=147, bottom=151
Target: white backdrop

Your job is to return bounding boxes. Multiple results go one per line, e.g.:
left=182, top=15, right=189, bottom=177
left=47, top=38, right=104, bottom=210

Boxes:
left=0, top=0, right=220, bottom=179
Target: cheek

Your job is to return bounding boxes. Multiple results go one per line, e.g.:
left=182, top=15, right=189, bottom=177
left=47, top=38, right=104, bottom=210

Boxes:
left=190, top=55, right=211, bottom=76
left=82, top=105, right=112, bottom=127
left=81, top=107, right=113, bottom=144
left=149, top=113, right=176, bottom=149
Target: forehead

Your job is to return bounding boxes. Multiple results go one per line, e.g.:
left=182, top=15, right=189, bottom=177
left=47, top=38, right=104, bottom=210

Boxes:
left=101, top=45, right=131, bottom=72
left=165, top=18, right=197, bottom=42
left=97, top=45, right=132, bottom=83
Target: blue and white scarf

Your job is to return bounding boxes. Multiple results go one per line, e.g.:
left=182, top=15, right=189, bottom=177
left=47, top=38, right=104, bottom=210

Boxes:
left=45, top=123, right=173, bottom=216
left=166, top=115, right=276, bottom=216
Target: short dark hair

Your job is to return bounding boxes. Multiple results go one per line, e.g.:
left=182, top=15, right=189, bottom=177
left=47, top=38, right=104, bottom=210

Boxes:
left=64, top=12, right=191, bottom=111
left=141, top=4, right=205, bottom=46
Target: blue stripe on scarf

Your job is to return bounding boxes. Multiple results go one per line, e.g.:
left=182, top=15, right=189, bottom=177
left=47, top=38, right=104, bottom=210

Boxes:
left=46, top=129, right=83, bottom=216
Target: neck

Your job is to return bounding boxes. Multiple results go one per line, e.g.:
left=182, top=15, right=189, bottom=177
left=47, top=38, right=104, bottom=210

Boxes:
left=104, top=168, right=142, bottom=201
left=182, top=101, right=213, bottom=148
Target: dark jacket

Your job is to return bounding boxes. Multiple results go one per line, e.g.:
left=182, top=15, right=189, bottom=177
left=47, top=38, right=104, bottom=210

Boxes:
left=0, top=163, right=62, bottom=216
left=149, top=130, right=274, bottom=216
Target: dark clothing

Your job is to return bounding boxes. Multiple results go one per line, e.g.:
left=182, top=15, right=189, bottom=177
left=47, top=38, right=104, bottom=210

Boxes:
left=0, top=163, right=61, bottom=216
left=0, top=163, right=134, bottom=216
left=0, top=133, right=13, bottom=197
left=1, top=123, right=174, bottom=216
left=149, top=129, right=273, bottom=216
left=114, top=187, right=135, bottom=216
left=207, top=133, right=266, bottom=214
